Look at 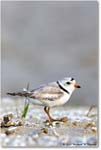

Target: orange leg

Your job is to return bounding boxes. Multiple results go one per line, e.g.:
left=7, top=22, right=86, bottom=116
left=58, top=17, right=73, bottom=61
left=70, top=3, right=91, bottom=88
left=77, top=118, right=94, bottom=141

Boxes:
left=44, top=106, right=68, bottom=122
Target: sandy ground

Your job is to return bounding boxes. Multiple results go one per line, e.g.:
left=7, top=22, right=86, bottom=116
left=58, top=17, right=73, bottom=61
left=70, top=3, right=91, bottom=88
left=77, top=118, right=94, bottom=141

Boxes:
left=0, top=98, right=98, bottom=148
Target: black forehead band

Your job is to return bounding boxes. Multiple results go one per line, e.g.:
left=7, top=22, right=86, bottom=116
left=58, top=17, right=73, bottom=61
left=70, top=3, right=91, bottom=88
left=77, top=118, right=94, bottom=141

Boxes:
left=71, top=78, right=74, bottom=81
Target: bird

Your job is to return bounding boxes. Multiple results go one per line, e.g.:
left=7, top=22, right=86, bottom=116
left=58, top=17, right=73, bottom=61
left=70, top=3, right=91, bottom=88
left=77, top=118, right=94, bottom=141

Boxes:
left=7, top=77, right=81, bottom=122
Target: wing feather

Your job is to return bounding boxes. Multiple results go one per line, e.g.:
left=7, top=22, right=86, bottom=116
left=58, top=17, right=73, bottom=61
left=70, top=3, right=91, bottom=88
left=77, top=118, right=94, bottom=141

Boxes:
left=30, top=82, right=63, bottom=100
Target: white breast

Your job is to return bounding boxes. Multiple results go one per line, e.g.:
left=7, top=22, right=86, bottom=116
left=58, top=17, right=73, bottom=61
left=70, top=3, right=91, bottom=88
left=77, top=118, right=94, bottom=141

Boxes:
left=53, top=92, right=71, bottom=106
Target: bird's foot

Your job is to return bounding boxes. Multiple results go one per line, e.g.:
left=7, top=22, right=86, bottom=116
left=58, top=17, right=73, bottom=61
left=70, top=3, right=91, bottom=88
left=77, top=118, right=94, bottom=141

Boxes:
left=58, top=117, right=68, bottom=122
left=48, top=116, right=68, bottom=123
left=44, top=107, right=68, bottom=123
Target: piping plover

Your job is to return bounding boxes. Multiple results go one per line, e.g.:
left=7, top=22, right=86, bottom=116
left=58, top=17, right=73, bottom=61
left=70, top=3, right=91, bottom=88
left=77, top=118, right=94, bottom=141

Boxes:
left=7, top=77, right=81, bottom=122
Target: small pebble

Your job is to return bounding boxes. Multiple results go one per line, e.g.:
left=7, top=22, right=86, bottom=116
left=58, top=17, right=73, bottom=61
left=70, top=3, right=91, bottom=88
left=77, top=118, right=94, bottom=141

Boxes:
left=92, top=122, right=96, bottom=126
left=5, top=127, right=17, bottom=135
left=5, top=129, right=15, bottom=135
left=41, top=128, right=48, bottom=134
left=72, top=121, right=77, bottom=126
left=91, top=127, right=97, bottom=133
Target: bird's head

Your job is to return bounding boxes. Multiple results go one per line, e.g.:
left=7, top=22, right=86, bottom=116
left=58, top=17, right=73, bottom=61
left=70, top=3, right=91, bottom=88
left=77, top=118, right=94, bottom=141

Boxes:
left=58, top=77, right=81, bottom=94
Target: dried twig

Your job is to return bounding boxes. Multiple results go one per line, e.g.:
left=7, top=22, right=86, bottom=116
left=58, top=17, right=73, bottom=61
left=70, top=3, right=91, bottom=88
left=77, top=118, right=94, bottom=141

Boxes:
left=86, top=105, right=96, bottom=117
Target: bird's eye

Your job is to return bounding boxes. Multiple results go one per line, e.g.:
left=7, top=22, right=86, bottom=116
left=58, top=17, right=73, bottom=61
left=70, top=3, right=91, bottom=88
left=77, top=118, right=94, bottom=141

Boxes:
left=66, top=82, right=71, bottom=85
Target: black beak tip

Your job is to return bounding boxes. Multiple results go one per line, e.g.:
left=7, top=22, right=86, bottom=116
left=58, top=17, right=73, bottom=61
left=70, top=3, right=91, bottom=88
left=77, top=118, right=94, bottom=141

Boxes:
left=77, top=85, right=81, bottom=88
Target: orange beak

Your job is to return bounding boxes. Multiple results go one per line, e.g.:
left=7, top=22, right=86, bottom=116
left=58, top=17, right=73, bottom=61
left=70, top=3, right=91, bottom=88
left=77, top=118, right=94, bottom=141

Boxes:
left=74, top=83, right=81, bottom=88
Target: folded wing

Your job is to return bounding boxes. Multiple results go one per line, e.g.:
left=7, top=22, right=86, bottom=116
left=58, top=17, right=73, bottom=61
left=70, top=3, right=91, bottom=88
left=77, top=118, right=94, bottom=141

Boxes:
left=30, top=82, right=63, bottom=100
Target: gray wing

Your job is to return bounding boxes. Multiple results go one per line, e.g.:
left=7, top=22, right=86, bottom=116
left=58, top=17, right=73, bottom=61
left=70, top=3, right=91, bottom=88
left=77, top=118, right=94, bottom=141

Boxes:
left=30, top=82, right=63, bottom=100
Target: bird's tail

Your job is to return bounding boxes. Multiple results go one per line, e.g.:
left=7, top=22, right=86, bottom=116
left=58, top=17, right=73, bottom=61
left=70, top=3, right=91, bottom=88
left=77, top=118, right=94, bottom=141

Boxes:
left=7, top=91, right=31, bottom=97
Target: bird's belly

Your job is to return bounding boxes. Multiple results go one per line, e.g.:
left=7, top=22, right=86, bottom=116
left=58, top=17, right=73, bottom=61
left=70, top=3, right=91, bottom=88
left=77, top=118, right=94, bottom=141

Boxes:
left=29, top=98, right=44, bottom=106
left=29, top=98, right=55, bottom=107
left=29, top=93, right=70, bottom=107
left=53, top=94, right=70, bottom=106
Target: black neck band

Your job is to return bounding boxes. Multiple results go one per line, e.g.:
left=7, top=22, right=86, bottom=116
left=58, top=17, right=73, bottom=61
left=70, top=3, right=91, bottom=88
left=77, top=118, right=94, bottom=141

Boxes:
left=57, top=81, right=70, bottom=94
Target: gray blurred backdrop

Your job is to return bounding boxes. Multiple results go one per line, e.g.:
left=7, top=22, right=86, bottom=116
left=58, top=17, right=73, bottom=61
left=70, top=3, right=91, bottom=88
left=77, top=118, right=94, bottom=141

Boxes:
left=1, top=1, right=98, bottom=106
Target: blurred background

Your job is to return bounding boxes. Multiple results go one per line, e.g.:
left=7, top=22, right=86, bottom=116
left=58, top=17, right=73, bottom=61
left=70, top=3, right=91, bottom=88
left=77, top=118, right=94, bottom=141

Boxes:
left=1, top=1, right=98, bottom=106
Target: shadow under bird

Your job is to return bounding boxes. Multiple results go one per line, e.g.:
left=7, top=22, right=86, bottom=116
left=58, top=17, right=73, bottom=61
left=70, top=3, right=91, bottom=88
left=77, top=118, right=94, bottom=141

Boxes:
left=7, top=77, right=81, bottom=122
